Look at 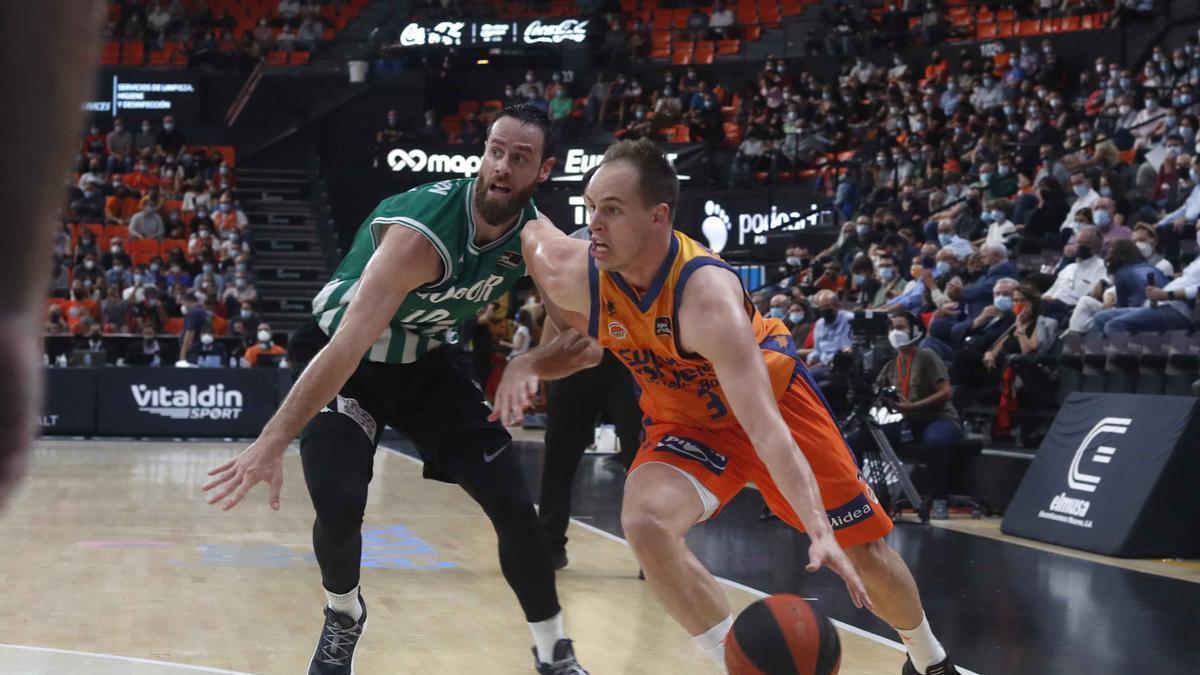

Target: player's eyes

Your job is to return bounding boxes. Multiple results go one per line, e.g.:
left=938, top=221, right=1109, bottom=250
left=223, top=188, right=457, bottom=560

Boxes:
left=607, top=206, right=620, bottom=215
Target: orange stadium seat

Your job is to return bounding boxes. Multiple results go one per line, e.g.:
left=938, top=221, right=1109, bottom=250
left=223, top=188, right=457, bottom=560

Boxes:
left=290, top=51, right=310, bottom=66
left=266, top=50, right=288, bottom=66
left=128, top=238, right=160, bottom=258
left=160, top=239, right=188, bottom=258
left=164, top=317, right=184, bottom=335
left=717, top=39, right=741, bottom=56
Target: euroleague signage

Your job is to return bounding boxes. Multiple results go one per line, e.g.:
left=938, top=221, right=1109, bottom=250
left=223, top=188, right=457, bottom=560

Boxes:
left=385, top=146, right=693, bottom=182
left=397, top=18, right=589, bottom=48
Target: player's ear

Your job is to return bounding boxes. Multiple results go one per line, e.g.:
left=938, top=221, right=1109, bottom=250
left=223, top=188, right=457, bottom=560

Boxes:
left=537, top=156, right=556, bottom=183
left=651, top=203, right=670, bottom=230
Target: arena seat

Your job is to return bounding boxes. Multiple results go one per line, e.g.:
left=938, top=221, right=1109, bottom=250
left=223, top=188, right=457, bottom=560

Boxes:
left=120, top=41, right=144, bottom=66
left=104, top=225, right=131, bottom=241
left=160, top=239, right=188, bottom=259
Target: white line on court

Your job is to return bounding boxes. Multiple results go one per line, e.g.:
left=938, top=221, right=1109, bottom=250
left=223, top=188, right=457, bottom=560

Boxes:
left=0, top=643, right=254, bottom=674
left=381, top=442, right=984, bottom=675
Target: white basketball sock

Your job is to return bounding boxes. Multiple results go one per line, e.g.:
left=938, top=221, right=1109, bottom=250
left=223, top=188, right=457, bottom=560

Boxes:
left=529, top=611, right=565, bottom=663
left=896, top=613, right=946, bottom=672
left=325, top=586, right=363, bottom=622
left=692, top=615, right=733, bottom=665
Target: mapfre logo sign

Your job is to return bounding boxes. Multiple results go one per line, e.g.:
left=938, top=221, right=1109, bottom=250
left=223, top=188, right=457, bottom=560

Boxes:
left=1037, top=416, right=1132, bottom=529
left=386, top=149, right=481, bottom=177
left=131, top=384, right=244, bottom=420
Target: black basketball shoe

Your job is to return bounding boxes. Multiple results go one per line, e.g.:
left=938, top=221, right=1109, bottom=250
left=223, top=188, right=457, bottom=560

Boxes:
left=533, top=638, right=589, bottom=674
left=902, top=654, right=959, bottom=675
left=308, top=596, right=367, bottom=675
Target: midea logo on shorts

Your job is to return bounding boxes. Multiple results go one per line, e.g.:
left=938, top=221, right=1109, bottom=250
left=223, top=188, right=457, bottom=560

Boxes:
left=131, top=384, right=244, bottom=420
left=386, top=149, right=480, bottom=176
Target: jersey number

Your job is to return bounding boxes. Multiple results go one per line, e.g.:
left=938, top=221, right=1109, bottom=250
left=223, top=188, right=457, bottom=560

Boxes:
left=400, top=308, right=452, bottom=324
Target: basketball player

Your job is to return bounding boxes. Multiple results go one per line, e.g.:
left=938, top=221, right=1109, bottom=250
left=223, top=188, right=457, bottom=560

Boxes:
left=202, top=105, right=590, bottom=675
left=496, top=139, right=959, bottom=675
left=0, top=2, right=104, bottom=507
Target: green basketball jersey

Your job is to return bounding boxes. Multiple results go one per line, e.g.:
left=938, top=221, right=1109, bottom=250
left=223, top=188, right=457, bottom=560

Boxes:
left=312, top=177, right=536, bottom=364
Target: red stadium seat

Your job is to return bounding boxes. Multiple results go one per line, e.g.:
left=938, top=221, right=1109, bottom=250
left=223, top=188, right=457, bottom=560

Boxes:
left=266, top=50, right=288, bottom=65
left=977, top=22, right=998, bottom=39
left=1016, top=19, right=1043, bottom=36
left=716, top=39, right=741, bottom=55
left=289, top=51, right=310, bottom=66
left=120, top=41, right=144, bottom=66
left=164, top=318, right=184, bottom=335
left=100, top=41, right=120, bottom=66
left=104, top=225, right=131, bottom=241
left=209, top=146, right=236, bottom=167
left=160, top=239, right=188, bottom=258
left=1061, top=15, right=1082, bottom=31
left=743, top=25, right=762, bottom=41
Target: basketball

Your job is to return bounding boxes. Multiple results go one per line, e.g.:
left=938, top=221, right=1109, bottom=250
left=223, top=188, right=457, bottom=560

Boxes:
left=725, top=594, right=841, bottom=675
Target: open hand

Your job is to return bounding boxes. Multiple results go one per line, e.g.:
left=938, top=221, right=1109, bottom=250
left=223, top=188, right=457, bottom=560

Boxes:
left=488, top=355, right=539, bottom=427
left=201, top=437, right=286, bottom=511
left=806, top=533, right=873, bottom=611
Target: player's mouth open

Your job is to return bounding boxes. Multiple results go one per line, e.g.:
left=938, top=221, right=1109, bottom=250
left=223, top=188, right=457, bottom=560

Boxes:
left=591, top=240, right=610, bottom=257
left=488, top=184, right=511, bottom=195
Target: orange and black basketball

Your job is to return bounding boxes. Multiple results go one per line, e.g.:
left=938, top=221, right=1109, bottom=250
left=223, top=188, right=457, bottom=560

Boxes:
left=725, top=594, right=841, bottom=675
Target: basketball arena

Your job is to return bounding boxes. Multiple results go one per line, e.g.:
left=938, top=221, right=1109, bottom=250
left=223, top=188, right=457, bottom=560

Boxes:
left=3, top=1, right=1199, bottom=673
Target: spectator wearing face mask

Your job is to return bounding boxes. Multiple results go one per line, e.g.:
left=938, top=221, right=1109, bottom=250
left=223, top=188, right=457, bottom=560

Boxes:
left=1042, top=225, right=1108, bottom=319
left=188, top=224, right=216, bottom=258
left=974, top=198, right=1017, bottom=249
left=516, top=70, right=544, bottom=100
left=935, top=218, right=974, bottom=260
left=70, top=180, right=106, bottom=223
left=1132, top=224, right=1175, bottom=276
left=155, top=115, right=185, bottom=158
left=104, top=178, right=138, bottom=226
left=126, top=325, right=164, bottom=367
left=176, top=290, right=209, bottom=365
left=134, top=120, right=156, bottom=155
left=870, top=254, right=905, bottom=308
left=1093, top=227, right=1200, bottom=336
left=1091, top=197, right=1131, bottom=241
left=243, top=323, right=285, bottom=367
left=106, top=117, right=134, bottom=173
left=415, top=109, right=448, bottom=144
left=124, top=160, right=157, bottom=194
left=188, top=326, right=227, bottom=367
left=129, top=201, right=165, bottom=240
left=72, top=319, right=115, bottom=363
left=63, top=282, right=100, bottom=332
left=100, top=285, right=130, bottom=332
left=164, top=260, right=192, bottom=289
left=73, top=253, right=105, bottom=288
left=193, top=264, right=225, bottom=295
left=131, top=286, right=168, bottom=333
left=800, top=290, right=852, bottom=371
left=1068, top=238, right=1167, bottom=334
left=1062, top=172, right=1101, bottom=233
left=856, top=310, right=961, bottom=518
left=123, top=266, right=151, bottom=303
left=212, top=191, right=248, bottom=233
left=100, top=238, right=132, bottom=271
left=846, top=255, right=881, bottom=309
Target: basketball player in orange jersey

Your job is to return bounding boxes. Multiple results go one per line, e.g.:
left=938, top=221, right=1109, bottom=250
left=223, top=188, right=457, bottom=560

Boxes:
left=494, top=139, right=959, bottom=675
left=0, top=2, right=104, bottom=507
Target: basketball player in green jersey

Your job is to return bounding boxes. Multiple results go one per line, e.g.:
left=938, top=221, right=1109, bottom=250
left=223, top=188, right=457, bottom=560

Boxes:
left=202, top=105, right=591, bottom=675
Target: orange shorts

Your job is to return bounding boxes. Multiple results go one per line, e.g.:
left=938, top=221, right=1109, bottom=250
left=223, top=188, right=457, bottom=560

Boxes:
left=628, top=371, right=894, bottom=549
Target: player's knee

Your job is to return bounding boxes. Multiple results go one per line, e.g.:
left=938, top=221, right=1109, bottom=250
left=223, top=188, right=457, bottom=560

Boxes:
left=844, top=537, right=891, bottom=571
left=621, top=505, right=679, bottom=552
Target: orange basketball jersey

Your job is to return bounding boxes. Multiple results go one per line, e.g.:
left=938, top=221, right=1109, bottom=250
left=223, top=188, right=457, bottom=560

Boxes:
left=587, top=231, right=796, bottom=429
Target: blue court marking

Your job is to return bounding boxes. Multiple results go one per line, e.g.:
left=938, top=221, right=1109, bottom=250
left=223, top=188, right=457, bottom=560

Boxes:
left=170, top=524, right=456, bottom=570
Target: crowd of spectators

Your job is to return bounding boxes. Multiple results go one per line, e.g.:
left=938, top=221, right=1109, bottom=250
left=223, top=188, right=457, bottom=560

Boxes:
left=49, top=114, right=277, bottom=369
left=714, top=35, right=1200, bottom=440
left=106, top=0, right=336, bottom=68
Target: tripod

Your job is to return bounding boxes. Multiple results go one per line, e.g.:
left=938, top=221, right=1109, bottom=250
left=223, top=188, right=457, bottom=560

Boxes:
left=841, top=404, right=929, bottom=524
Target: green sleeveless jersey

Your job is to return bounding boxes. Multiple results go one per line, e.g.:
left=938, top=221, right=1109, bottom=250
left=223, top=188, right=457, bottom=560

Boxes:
left=312, top=178, right=536, bottom=364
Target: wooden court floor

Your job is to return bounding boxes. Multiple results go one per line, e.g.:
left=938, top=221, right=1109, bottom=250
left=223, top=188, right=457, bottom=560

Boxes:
left=0, top=440, right=913, bottom=674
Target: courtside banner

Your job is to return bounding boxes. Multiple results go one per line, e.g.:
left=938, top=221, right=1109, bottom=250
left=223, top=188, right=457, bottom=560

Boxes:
left=40, top=368, right=98, bottom=436
left=1001, top=392, right=1200, bottom=558
left=95, top=368, right=283, bottom=437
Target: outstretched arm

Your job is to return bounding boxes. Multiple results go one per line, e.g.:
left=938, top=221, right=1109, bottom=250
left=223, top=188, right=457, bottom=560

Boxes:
left=678, top=266, right=872, bottom=610
left=490, top=280, right=604, bottom=426
left=203, top=226, right=441, bottom=510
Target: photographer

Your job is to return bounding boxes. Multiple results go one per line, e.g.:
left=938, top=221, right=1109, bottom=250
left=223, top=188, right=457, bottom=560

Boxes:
left=850, top=311, right=962, bottom=520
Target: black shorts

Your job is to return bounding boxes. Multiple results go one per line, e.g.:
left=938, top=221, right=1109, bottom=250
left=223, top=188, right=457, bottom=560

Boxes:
left=289, top=319, right=510, bottom=483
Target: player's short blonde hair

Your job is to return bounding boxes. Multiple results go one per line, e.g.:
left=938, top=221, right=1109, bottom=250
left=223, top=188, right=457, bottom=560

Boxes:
left=600, top=138, right=679, bottom=223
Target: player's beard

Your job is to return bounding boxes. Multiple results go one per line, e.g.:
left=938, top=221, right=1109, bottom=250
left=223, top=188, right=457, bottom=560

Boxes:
left=474, top=175, right=536, bottom=227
